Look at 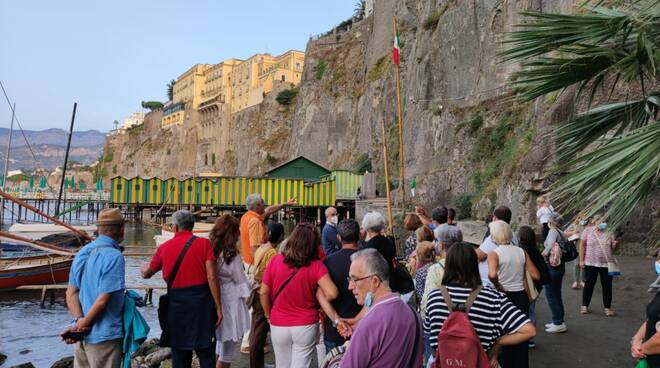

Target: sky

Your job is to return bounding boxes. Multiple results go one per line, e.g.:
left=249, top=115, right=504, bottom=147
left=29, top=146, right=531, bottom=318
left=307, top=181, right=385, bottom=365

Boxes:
left=0, top=0, right=356, bottom=132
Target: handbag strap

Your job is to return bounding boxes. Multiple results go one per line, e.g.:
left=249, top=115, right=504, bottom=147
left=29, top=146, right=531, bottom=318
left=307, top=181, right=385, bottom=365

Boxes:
left=272, top=267, right=300, bottom=304
left=167, top=236, right=197, bottom=290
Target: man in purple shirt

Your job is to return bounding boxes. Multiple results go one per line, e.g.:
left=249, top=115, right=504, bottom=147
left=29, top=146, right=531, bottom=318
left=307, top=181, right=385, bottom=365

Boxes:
left=341, top=248, right=423, bottom=367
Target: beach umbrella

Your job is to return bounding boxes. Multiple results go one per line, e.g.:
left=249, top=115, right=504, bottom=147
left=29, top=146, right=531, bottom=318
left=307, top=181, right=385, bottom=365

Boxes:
left=70, top=176, right=75, bottom=189
left=95, top=178, right=103, bottom=191
left=79, top=181, right=87, bottom=191
left=39, top=176, right=46, bottom=189
left=28, top=175, right=34, bottom=189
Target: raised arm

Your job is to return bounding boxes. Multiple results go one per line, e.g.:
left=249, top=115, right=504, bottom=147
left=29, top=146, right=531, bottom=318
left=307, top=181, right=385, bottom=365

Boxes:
left=263, top=198, right=296, bottom=220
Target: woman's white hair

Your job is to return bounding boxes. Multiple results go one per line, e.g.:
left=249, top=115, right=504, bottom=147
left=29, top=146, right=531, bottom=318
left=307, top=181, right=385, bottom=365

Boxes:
left=361, top=211, right=386, bottom=233
left=489, top=220, right=513, bottom=245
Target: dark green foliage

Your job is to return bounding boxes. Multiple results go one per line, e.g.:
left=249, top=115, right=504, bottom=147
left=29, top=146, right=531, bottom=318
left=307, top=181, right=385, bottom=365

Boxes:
left=367, top=55, right=389, bottom=81
left=423, top=6, right=448, bottom=31
left=166, top=80, right=175, bottom=101
left=141, top=101, right=163, bottom=111
left=353, top=153, right=372, bottom=173
left=315, top=60, right=327, bottom=80
left=455, top=193, right=474, bottom=220
left=354, top=0, right=365, bottom=19
left=276, top=87, right=299, bottom=105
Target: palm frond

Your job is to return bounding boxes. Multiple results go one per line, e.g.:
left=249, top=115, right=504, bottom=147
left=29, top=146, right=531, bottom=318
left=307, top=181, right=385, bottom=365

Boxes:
left=550, top=121, right=660, bottom=229
left=555, top=93, right=659, bottom=162
left=500, top=1, right=660, bottom=231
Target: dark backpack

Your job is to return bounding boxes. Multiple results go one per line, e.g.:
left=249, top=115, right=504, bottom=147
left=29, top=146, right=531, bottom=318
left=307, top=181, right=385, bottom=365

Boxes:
left=435, top=286, right=490, bottom=368
left=557, top=231, right=578, bottom=263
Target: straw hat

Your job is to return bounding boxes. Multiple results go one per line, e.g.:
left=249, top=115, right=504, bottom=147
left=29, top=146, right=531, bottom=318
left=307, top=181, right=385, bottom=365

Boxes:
left=97, top=208, right=125, bottom=226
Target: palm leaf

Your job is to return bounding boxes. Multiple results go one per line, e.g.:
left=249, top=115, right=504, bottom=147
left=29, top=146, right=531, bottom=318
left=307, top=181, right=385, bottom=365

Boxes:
left=554, top=93, right=659, bottom=162
left=550, top=121, right=660, bottom=228
left=500, top=0, right=660, bottom=231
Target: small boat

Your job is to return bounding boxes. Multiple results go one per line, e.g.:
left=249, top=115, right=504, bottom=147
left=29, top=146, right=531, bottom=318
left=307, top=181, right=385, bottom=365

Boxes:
left=0, top=254, right=73, bottom=290
left=154, top=222, right=214, bottom=246
left=0, top=224, right=95, bottom=253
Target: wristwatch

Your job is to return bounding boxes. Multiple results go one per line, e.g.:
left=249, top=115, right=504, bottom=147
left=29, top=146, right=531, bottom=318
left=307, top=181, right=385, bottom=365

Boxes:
left=72, top=316, right=83, bottom=325
left=332, top=318, right=340, bottom=328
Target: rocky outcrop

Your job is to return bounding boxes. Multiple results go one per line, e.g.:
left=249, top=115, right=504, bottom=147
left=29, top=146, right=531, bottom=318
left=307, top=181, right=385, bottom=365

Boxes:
left=50, top=356, right=73, bottom=368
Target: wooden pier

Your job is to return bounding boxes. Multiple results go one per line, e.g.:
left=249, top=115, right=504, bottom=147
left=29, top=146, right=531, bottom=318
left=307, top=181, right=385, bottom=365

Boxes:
left=16, top=284, right=165, bottom=307
left=1, top=192, right=109, bottom=225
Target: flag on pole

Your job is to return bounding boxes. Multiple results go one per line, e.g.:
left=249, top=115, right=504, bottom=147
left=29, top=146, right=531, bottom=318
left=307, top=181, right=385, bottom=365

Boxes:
left=392, top=28, right=401, bottom=65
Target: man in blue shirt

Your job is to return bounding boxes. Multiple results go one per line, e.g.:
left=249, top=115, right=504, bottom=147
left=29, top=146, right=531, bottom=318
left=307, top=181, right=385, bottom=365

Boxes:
left=322, top=206, right=341, bottom=256
left=62, top=208, right=126, bottom=368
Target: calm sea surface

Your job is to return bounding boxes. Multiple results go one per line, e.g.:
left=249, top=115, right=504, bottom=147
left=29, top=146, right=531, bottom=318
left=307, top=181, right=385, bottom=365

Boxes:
left=0, top=224, right=165, bottom=367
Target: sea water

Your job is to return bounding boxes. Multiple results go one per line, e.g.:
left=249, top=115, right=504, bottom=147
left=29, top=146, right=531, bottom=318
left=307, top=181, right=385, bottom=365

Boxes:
left=0, top=224, right=164, bottom=367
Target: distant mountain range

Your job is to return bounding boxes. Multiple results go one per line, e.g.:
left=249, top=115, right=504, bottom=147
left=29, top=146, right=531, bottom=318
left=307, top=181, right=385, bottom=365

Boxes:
left=0, top=128, right=107, bottom=147
left=0, top=128, right=107, bottom=171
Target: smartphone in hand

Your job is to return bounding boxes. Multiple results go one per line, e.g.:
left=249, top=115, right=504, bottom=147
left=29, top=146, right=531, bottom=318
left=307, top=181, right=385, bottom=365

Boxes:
left=62, top=330, right=86, bottom=342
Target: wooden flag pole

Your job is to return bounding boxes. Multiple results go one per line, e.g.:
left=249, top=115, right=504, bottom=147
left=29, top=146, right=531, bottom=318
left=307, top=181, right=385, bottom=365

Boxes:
left=393, top=17, right=406, bottom=210
left=381, top=120, right=394, bottom=235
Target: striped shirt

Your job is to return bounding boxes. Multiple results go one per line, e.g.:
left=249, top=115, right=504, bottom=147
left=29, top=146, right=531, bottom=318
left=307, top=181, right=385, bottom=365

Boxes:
left=423, top=285, right=530, bottom=351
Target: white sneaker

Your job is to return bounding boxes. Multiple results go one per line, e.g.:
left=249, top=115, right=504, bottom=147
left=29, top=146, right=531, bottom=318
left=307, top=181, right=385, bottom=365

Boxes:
left=545, top=323, right=567, bottom=333
left=544, top=323, right=553, bottom=329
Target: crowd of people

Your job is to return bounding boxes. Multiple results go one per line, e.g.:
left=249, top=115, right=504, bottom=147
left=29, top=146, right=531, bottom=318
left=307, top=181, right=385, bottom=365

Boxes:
left=60, top=194, right=659, bottom=368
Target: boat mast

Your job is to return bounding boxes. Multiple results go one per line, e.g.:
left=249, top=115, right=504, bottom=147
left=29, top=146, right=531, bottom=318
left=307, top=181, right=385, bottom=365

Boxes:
left=55, top=102, right=77, bottom=216
left=1, top=102, right=16, bottom=226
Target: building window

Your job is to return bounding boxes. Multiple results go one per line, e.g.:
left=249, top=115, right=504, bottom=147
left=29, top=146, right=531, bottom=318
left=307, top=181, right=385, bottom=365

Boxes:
left=281, top=75, right=286, bottom=82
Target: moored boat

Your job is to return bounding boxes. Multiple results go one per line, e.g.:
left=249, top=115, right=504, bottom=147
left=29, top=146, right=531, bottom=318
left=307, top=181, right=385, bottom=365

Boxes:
left=0, top=254, right=73, bottom=290
left=154, top=222, right=214, bottom=246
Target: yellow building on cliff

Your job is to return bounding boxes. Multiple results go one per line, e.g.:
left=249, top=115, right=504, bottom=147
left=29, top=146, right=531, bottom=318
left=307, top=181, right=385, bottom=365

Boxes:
left=162, top=50, right=304, bottom=128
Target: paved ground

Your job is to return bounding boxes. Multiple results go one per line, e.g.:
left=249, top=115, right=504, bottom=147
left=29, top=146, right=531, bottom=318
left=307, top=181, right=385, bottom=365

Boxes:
left=219, top=255, right=657, bottom=368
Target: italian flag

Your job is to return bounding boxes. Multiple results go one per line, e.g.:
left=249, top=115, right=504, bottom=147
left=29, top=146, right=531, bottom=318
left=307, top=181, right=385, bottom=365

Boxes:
left=392, top=30, right=400, bottom=65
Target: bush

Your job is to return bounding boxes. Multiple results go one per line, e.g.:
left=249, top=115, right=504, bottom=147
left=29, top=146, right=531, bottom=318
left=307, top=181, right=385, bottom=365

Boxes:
left=423, top=6, right=448, bottom=31
left=455, top=193, right=474, bottom=220
left=141, top=101, right=164, bottom=111
left=367, top=55, right=389, bottom=81
left=276, top=87, right=299, bottom=105
left=314, top=60, right=327, bottom=80
left=353, top=153, right=372, bottom=173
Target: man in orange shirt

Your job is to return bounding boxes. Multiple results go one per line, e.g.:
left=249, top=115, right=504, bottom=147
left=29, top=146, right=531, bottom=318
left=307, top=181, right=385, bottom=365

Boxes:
left=240, top=193, right=294, bottom=266
left=239, top=193, right=294, bottom=356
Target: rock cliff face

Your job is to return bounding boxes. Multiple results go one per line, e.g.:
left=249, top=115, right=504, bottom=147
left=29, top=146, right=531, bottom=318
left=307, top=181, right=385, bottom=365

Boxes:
left=106, top=0, right=657, bottom=247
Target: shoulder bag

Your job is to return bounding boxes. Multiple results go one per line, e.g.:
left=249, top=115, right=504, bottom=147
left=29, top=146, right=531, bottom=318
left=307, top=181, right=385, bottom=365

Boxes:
left=272, top=267, right=300, bottom=305
left=594, top=233, right=620, bottom=276
left=158, top=235, right=197, bottom=347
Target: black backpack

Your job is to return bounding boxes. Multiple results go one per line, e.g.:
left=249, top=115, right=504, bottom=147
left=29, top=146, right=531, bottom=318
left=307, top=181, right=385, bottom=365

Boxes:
left=557, top=231, right=578, bottom=263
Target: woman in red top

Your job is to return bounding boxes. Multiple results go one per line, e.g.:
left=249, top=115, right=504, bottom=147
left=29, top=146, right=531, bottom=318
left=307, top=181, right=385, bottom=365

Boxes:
left=260, top=223, right=338, bottom=368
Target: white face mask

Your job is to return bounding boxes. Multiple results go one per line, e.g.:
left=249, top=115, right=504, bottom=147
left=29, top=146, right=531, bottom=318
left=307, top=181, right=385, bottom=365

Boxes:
left=328, top=216, right=338, bottom=225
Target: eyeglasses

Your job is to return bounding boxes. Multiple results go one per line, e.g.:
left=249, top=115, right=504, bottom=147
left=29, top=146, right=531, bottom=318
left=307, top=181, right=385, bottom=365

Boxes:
left=347, top=274, right=377, bottom=284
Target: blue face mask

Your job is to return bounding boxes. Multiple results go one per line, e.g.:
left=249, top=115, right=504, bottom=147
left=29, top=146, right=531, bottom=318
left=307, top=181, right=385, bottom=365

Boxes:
left=655, top=262, right=660, bottom=276
left=579, top=220, right=588, bottom=226
left=598, top=223, right=607, bottom=230
left=364, top=292, right=374, bottom=308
